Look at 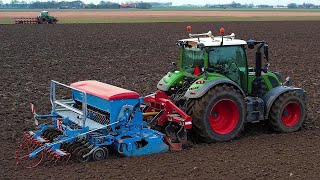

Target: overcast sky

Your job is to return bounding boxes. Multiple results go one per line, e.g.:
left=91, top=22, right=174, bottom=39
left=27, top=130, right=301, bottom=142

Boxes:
left=3, top=0, right=320, bottom=6
left=85, top=0, right=319, bottom=6
left=170, top=0, right=317, bottom=6
left=147, top=0, right=320, bottom=6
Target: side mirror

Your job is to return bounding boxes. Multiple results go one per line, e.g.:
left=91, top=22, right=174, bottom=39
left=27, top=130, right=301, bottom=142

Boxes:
left=248, top=43, right=255, bottom=49
left=171, top=62, right=178, bottom=72
left=247, top=39, right=255, bottom=49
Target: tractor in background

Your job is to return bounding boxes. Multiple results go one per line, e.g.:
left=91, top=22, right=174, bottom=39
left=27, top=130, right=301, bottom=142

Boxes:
left=14, top=11, right=58, bottom=24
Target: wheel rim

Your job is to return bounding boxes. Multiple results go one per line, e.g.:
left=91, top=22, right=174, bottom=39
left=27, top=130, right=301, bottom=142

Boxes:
left=209, top=99, right=239, bottom=135
left=93, top=149, right=105, bottom=161
left=281, top=102, right=301, bottom=126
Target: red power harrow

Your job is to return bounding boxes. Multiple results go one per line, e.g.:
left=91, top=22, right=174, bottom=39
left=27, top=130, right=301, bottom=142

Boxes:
left=143, top=90, right=192, bottom=150
left=14, top=18, right=39, bottom=24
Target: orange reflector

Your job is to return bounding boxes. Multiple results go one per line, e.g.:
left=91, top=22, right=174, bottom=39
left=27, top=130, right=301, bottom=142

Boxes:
left=186, top=26, right=192, bottom=33
left=187, top=41, right=198, bottom=46
left=220, top=28, right=225, bottom=35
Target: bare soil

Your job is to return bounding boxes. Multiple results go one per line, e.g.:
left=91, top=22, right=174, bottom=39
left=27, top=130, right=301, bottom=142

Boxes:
left=1, top=10, right=319, bottom=18
left=0, top=22, right=320, bottom=179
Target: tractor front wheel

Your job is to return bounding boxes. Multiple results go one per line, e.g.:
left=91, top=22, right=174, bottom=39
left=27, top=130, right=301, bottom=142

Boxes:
left=188, top=85, right=246, bottom=142
left=268, top=91, right=306, bottom=132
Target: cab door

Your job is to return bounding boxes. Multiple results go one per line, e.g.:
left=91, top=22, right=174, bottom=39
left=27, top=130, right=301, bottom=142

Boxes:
left=208, top=45, right=248, bottom=92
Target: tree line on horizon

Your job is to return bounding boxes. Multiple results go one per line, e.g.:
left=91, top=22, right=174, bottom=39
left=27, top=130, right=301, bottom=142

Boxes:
left=0, top=0, right=319, bottom=9
left=205, top=1, right=319, bottom=9
left=0, top=0, right=154, bottom=9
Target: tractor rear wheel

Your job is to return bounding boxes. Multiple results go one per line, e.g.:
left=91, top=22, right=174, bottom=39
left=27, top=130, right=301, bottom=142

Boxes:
left=268, top=91, right=306, bottom=132
left=39, top=17, right=47, bottom=24
left=187, top=85, right=246, bottom=142
left=50, top=18, right=57, bottom=24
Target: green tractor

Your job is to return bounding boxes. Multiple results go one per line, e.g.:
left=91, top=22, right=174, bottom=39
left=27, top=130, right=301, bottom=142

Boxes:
left=14, top=11, right=58, bottom=24
left=151, top=26, right=306, bottom=143
left=37, top=11, right=58, bottom=24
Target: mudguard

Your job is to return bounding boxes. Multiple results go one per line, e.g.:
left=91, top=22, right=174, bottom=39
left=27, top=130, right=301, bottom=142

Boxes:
left=184, top=78, right=246, bottom=99
left=262, top=86, right=306, bottom=118
left=157, top=71, right=185, bottom=92
left=157, top=78, right=170, bottom=91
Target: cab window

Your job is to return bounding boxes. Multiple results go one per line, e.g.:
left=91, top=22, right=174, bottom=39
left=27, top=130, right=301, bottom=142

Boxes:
left=208, top=46, right=246, bottom=68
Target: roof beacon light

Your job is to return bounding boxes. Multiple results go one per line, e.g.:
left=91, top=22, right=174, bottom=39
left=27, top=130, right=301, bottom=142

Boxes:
left=220, top=28, right=225, bottom=35
left=186, top=26, right=192, bottom=33
left=220, top=28, right=225, bottom=46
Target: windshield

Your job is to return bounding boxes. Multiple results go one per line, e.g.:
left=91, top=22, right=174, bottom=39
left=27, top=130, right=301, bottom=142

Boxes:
left=182, top=47, right=204, bottom=73
left=40, top=11, right=48, bottom=16
left=208, top=46, right=246, bottom=68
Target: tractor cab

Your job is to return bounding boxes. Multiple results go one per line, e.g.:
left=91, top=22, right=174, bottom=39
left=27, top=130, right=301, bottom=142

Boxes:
left=178, top=31, right=248, bottom=91
left=39, top=11, right=49, bottom=17
left=158, top=26, right=282, bottom=98
left=37, top=10, right=57, bottom=24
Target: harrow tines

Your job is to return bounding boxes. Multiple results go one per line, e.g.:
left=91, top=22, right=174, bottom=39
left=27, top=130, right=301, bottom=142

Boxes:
left=15, top=142, right=44, bottom=169
left=15, top=131, right=49, bottom=168
left=54, top=155, right=61, bottom=164
left=47, top=150, right=58, bottom=163
left=18, top=138, right=36, bottom=154
left=44, top=149, right=53, bottom=160
left=44, top=148, right=72, bottom=165
left=64, top=152, right=72, bottom=162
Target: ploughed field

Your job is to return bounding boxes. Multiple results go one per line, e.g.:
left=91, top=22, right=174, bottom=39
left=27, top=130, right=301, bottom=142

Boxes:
left=0, top=22, right=320, bottom=179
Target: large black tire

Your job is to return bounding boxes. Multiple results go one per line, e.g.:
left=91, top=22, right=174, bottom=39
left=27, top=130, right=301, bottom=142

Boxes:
left=268, top=91, right=306, bottom=132
left=39, top=17, right=47, bottom=24
left=50, top=18, right=57, bottom=24
left=187, top=85, right=246, bottom=142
